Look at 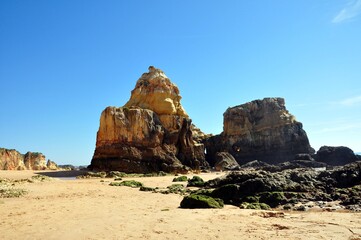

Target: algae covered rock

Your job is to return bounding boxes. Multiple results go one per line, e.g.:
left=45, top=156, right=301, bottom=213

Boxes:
left=139, top=186, right=156, bottom=192
left=187, top=176, right=205, bottom=187
left=180, top=194, right=224, bottom=209
left=163, top=184, right=187, bottom=194
left=258, top=192, right=285, bottom=208
left=173, top=176, right=188, bottom=182
left=109, top=180, right=143, bottom=188
left=239, top=202, right=271, bottom=210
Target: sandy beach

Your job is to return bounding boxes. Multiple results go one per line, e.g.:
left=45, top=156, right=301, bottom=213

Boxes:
left=1, top=170, right=360, bottom=240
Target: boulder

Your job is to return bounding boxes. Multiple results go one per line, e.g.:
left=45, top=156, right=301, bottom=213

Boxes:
left=205, top=98, right=314, bottom=165
left=214, top=152, right=240, bottom=171
left=90, top=67, right=209, bottom=173
left=180, top=194, right=224, bottom=209
left=315, top=146, right=359, bottom=166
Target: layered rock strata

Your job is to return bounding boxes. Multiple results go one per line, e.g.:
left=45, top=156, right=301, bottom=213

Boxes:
left=205, top=98, right=314, bottom=165
left=90, top=66, right=209, bottom=173
left=0, top=148, right=49, bottom=170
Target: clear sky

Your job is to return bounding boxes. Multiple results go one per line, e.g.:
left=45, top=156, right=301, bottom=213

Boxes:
left=1, top=0, right=360, bottom=165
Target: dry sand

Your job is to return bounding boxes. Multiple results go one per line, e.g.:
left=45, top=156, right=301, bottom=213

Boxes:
left=1, top=170, right=360, bottom=240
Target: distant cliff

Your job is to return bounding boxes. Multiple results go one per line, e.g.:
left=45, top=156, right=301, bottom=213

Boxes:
left=0, top=148, right=58, bottom=170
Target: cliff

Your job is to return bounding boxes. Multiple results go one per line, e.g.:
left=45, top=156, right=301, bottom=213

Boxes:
left=90, top=66, right=209, bottom=173
left=0, top=148, right=53, bottom=170
left=205, top=98, right=315, bottom=165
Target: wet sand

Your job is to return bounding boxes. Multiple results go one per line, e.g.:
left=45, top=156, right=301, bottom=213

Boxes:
left=1, top=170, right=360, bottom=240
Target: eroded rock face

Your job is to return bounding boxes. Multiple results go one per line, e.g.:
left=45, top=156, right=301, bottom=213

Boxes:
left=90, top=67, right=208, bottom=173
left=0, top=148, right=49, bottom=170
left=205, top=98, right=314, bottom=165
left=0, top=149, right=26, bottom=170
left=46, top=160, right=59, bottom=170
left=24, top=152, right=47, bottom=170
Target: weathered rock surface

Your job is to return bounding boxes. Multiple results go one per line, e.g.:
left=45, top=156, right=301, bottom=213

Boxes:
left=214, top=152, right=240, bottom=171
left=205, top=98, right=314, bottom=165
left=0, top=148, right=50, bottom=170
left=315, top=146, right=360, bottom=166
left=46, top=160, right=59, bottom=170
left=124, top=66, right=188, bottom=117
left=0, top=148, right=26, bottom=170
left=90, top=66, right=209, bottom=173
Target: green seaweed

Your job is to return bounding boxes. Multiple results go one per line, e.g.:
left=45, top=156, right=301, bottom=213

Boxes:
left=109, top=180, right=143, bottom=188
left=139, top=186, right=156, bottom=192
left=187, top=176, right=205, bottom=187
left=172, top=176, right=188, bottom=182
left=180, top=194, right=224, bottom=209
left=239, top=202, right=271, bottom=210
left=258, top=192, right=285, bottom=208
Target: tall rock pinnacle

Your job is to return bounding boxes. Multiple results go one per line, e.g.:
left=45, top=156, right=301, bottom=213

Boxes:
left=124, top=66, right=188, bottom=117
left=90, top=67, right=209, bottom=173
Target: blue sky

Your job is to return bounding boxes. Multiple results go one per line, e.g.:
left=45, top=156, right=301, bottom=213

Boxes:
left=1, top=0, right=360, bottom=165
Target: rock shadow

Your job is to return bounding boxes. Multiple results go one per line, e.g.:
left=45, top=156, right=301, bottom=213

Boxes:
left=35, top=170, right=88, bottom=178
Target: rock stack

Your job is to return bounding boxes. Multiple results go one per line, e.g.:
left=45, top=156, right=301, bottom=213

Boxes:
left=205, top=98, right=315, bottom=165
left=90, top=66, right=209, bottom=173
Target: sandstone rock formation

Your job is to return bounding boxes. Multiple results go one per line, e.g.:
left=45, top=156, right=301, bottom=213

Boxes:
left=205, top=98, right=314, bottom=165
left=90, top=66, right=209, bottom=173
left=0, top=148, right=50, bottom=170
left=46, top=160, right=59, bottom=170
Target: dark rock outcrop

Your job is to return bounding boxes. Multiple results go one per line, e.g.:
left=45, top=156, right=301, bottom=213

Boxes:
left=203, top=161, right=361, bottom=210
left=90, top=67, right=209, bottom=173
left=205, top=98, right=314, bottom=165
left=315, top=146, right=360, bottom=166
left=240, top=160, right=271, bottom=168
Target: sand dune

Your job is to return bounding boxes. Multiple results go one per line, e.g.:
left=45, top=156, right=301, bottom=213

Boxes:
left=1, top=171, right=360, bottom=240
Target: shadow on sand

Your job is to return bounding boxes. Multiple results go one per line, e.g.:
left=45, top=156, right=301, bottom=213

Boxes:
left=35, top=170, right=89, bottom=178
